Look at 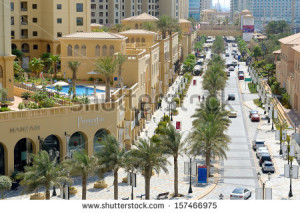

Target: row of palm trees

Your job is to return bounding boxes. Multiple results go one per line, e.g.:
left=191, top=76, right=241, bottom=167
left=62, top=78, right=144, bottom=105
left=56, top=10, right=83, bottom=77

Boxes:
left=186, top=42, right=231, bottom=177
left=17, top=123, right=185, bottom=200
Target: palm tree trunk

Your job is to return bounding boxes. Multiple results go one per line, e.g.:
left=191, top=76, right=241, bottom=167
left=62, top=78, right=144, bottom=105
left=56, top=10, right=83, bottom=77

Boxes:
left=72, top=72, right=76, bottom=99
left=145, top=168, right=151, bottom=200
left=113, top=169, right=118, bottom=200
left=105, top=77, right=111, bottom=102
left=45, top=184, right=50, bottom=200
left=206, top=149, right=211, bottom=178
left=54, top=63, right=57, bottom=79
left=174, top=156, right=178, bottom=197
left=82, top=174, right=87, bottom=200
left=118, top=67, right=123, bottom=88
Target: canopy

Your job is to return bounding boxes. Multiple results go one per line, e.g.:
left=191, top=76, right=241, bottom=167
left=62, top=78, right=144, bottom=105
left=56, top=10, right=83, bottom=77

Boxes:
left=53, top=81, right=69, bottom=86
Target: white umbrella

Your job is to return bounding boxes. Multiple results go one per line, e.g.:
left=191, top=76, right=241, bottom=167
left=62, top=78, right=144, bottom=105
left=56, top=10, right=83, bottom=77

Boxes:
left=87, top=71, right=99, bottom=75
left=53, top=81, right=69, bottom=86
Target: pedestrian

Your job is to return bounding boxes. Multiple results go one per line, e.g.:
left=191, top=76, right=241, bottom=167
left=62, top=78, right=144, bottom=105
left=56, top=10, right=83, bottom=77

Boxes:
left=198, top=95, right=201, bottom=101
left=202, top=95, right=205, bottom=101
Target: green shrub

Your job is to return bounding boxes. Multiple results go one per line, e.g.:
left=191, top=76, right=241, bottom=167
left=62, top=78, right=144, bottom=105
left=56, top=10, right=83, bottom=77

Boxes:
left=40, top=98, right=55, bottom=108
left=161, top=115, right=170, bottom=122
left=0, top=176, right=12, bottom=199
left=21, top=92, right=31, bottom=100
left=173, top=97, right=180, bottom=106
left=0, top=107, right=10, bottom=112
left=18, top=102, right=25, bottom=110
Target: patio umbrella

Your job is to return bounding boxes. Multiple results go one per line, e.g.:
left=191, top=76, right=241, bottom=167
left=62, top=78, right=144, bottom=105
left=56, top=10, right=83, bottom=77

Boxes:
left=53, top=81, right=69, bottom=86
left=87, top=71, right=100, bottom=103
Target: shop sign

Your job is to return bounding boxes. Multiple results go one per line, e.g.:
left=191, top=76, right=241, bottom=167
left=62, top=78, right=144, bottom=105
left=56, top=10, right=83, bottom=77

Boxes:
left=10, top=125, right=40, bottom=133
left=78, top=116, right=104, bottom=128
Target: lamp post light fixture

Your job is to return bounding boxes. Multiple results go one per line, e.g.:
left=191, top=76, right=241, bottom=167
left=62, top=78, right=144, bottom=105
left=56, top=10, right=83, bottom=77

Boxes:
left=257, top=171, right=271, bottom=200
left=188, top=156, right=193, bottom=194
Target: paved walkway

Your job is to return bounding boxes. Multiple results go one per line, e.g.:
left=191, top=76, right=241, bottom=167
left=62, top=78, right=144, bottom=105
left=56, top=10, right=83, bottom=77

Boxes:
left=5, top=74, right=215, bottom=200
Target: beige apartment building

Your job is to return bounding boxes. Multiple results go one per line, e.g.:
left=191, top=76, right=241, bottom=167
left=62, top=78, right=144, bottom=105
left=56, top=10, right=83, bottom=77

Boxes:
left=274, top=33, right=300, bottom=114
left=121, top=13, right=158, bottom=30
left=91, top=0, right=189, bottom=26
left=10, top=0, right=91, bottom=67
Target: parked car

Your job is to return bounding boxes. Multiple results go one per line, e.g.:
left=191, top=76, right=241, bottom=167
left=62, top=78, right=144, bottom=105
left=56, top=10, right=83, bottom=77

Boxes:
left=232, top=61, right=238, bottom=66
left=256, top=147, right=269, bottom=158
left=228, top=111, right=237, bottom=118
left=229, top=66, right=235, bottom=71
left=196, top=59, right=204, bottom=66
left=238, top=70, right=244, bottom=75
left=225, top=53, right=230, bottom=57
left=226, top=71, right=230, bottom=77
left=228, top=94, right=235, bottom=100
left=251, top=114, right=260, bottom=122
left=238, top=74, right=244, bottom=80
left=249, top=110, right=258, bottom=118
left=259, top=154, right=272, bottom=166
left=199, top=54, right=206, bottom=59
left=232, top=44, right=237, bottom=47
left=262, top=161, right=275, bottom=173
left=230, top=187, right=251, bottom=200
left=252, top=139, right=265, bottom=151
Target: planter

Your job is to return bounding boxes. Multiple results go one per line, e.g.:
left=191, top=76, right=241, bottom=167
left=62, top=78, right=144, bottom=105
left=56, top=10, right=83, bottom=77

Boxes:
left=69, top=187, right=78, bottom=194
left=172, top=111, right=179, bottom=116
left=122, top=177, right=128, bottom=183
left=30, top=193, right=45, bottom=200
left=93, top=180, right=108, bottom=189
left=23, top=99, right=30, bottom=105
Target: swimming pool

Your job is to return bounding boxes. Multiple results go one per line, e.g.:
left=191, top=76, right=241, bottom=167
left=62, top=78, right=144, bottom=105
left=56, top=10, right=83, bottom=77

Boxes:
left=47, top=85, right=105, bottom=96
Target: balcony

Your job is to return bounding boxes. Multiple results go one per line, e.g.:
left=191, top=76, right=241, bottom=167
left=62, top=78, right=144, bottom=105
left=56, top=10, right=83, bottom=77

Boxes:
left=20, top=2, right=28, bottom=12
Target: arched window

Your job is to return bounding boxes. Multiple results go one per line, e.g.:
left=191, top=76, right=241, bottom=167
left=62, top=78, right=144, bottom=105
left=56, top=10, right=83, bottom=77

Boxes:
left=102, top=45, right=107, bottom=56
left=141, top=38, right=146, bottom=43
left=11, top=43, right=17, bottom=50
left=136, top=38, right=140, bottom=43
left=74, top=45, right=79, bottom=56
left=126, top=39, right=129, bottom=43
left=56, top=45, right=61, bottom=54
left=95, top=45, right=100, bottom=57
left=81, top=45, right=86, bottom=56
left=47, top=44, right=51, bottom=53
left=131, top=38, right=135, bottom=43
left=109, top=45, right=114, bottom=56
left=67, top=45, right=72, bottom=56
left=21, top=43, right=29, bottom=53
left=135, top=23, right=138, bottom=29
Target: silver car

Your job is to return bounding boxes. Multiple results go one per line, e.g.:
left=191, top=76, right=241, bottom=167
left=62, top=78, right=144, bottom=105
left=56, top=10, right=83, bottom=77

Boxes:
left=262, top=161, right=275, bottom=173
left=256, top=147, right=269, bottom=158
left=230, top=187, right=251, bottom=200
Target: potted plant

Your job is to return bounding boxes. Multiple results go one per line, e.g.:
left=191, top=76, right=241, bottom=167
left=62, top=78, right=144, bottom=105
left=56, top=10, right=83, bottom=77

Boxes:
left=94, top=168, right=108, bottom=189
left=0, top=88, right=12, bottom=108
left=21, top=92, right=31, bottom=105
left=0, top=176, right=12, bottom=199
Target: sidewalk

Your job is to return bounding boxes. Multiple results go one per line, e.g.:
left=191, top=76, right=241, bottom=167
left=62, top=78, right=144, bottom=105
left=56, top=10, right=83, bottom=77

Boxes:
left=5, top=75, right=216, bottom=200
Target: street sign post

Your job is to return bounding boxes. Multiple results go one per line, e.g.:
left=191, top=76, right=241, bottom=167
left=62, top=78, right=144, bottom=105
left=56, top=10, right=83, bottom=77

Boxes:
left=245, top=78, right=252, bottom=82
left=198, top=166, right=207, bottom=183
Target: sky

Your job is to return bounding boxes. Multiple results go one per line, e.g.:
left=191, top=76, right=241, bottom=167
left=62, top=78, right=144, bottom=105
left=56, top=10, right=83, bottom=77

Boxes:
left=212, top=0, right=230, bottom=9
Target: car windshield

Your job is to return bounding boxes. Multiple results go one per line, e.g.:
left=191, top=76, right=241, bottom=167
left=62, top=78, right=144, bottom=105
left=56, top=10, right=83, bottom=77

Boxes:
left=256, top=142, right=264, bottom=144
left=251, top=110, right=258, bottom=114
left=265, top=162, right=273, bottom=166
left=232, top=188, right=244, bottom=194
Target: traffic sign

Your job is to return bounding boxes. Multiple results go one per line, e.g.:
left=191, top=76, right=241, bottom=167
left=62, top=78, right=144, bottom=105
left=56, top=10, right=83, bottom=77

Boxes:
left=245, top=78, right=252, bottom=82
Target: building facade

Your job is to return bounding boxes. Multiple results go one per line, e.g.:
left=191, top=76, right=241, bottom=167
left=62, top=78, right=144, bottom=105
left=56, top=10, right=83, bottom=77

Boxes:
left=0, top=0, right=15, bottom=101
left=91, top=0, right=189, bottom=26
left=189, top=0, right=201, bottom=20
left=10, top=0, right=91, bottom=67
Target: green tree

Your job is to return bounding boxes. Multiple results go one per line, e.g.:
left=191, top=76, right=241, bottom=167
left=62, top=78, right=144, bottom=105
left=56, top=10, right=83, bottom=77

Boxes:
left=116, top=53, right=126, bottom=88
left=160, top=124, right=185, bottom=197
left=156, top=16, right=171, bottom=39
left=187, top=17, right=197, bottom=30
left=212, top=36, right=225, bottom=54
left=127, top=138, right=169, bottom=200
left=252, top=46, right=263, bottom=61
left=28, top=58, right=44, bottom=78
left=67, top=61, right=81, bottom=99
left=95, top=57, right=117, bottom=102
left=0, top=88, right=8, bottom=103
left=40, top=53, right=52, bottom=72
left=13, top=61, right=24, bottom=76
left=142, top=21, right=157, bottom=31
left=0, top=176, right=12, bottom=199
left=266, top=20, right=291, bottom=36
left=12, top=49, right=24, bottom=63
left=17, top=151, right=72, bottom=200
left=95, top=135, right=126, bottom=200
left=203, top=64, right=227, bottom=96
left=49, top=55, right=60, bottom=79
left=64, top=151, right=96, bottom=200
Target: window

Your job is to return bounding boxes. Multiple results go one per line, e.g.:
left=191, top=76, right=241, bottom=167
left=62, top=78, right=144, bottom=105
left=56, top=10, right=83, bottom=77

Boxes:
left=102, top=45, right=107, bottom=56
left=57, top=4, right=62, bottom=9
left=109, top=45, right=114, bottom=56
left=57, top=32, right=62, bottom=37
left=67, top=45, right=72, bottom=56
left=32, top=18, right=38, bottom=23
left=76, top=3, right=83, bottom=12
left=57, top=18, right=62, bottom=24
left=11, top=17, right=14, bottom=25
left=81, top=45, right=86, bottom=56
left=32, top=4, right=37, bottom=9
left=11, top=2, right=14, bottom=11
left=95, top=45, right=100, bottom=56
left=33, top=31, right=38, bottom=36
left=33, top=45, right=38, bottom=50
left=11, top=31, right=15, bottom=39
left=76, top=17, right=83, bottom=26
left=74, top=45, right=79, bottom=56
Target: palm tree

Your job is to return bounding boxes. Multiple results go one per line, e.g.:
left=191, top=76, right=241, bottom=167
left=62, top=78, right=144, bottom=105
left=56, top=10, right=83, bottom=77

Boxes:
left=142, top=21, right=157, bottom=31
left=95, top=57, right=117, bottom=102
left=12, top=49, right=24, bottom=63
left=67, top=61, right=81, bottom=99
left=116, top=53, right=126, bottom=88
left=28, top=57, right=44, bottom=78
left=95, top=135, right=126, bottom=200
left=156, top=16, right=171, bottom=39
left=50, top=55, right=60, bottom=79
left=64, top=151, right=96, bottom=200
left=17, top=151, right=72, bottom=200
left=167, top=18, right=179, bottom=36
left=202, top=67, right=226, bottom=96
left=127, top=138, right=169, bottom=200
left=160, top=123, right=185, bottom=197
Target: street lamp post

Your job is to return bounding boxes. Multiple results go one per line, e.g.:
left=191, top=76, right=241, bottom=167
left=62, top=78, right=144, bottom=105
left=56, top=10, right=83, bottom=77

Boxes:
left=279, top=125, right=283, bottom=155
left=188, top=157, right=193, bottom=194
left=286, top=138, right=293, bottom=198
left=257, top=172, right=271, bottom=200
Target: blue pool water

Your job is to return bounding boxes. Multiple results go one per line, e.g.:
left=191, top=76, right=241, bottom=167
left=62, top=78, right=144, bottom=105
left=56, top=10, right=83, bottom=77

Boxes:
left=47, top=85, right=105, bottom=96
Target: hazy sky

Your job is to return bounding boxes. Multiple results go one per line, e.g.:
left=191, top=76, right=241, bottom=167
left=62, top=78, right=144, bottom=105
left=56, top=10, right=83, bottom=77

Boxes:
left=213, top=0, right=230, bottom=9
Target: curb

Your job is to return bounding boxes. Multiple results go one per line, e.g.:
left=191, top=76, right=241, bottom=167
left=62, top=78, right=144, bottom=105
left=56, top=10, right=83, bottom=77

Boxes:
left=193, top=163, right=220, bottom=200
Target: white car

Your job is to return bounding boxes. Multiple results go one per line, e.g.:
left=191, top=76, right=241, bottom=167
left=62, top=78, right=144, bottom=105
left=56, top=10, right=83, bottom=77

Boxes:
left=230, top=187, right=251, bottom=200
left=256, top=147, right=269, bottom=158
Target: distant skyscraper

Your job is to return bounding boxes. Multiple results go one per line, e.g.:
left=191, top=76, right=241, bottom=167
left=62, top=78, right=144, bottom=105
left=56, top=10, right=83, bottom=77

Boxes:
left=189, top=0, right=201, bottom=20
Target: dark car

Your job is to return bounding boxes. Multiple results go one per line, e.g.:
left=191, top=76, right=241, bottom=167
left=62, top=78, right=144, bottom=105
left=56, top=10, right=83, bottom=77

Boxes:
left=228, top=94, right=235, bottom=100
left=259, top=154, right=272, bottom=167
left=199, top=54, right=206, bottom=59
left=238, top=70, right=244, bottom=75
left=249, top=110, right=258, bottom=118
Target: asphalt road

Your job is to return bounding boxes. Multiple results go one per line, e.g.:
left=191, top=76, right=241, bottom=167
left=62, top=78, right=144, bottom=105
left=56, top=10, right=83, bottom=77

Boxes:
left=203, top=42, right=259, bottom=200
